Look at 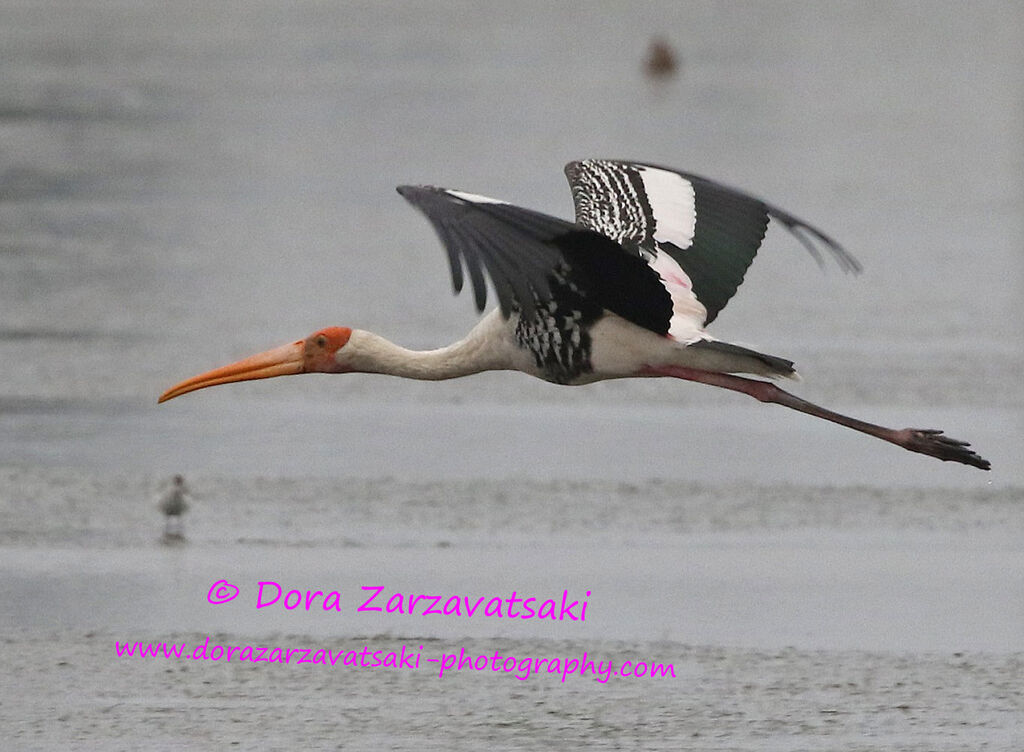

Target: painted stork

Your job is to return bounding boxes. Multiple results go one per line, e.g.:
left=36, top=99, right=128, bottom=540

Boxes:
left=159, top=160, right=990, bottom=470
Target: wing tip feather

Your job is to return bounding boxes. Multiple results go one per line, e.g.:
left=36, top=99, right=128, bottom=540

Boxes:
left=565, top=159, right=863, bottom=275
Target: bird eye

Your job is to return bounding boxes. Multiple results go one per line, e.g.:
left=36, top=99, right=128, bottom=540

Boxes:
left=316, top=335, right=327, bottom=348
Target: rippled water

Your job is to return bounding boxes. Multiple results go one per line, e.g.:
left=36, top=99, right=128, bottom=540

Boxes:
left=1, top=0, right=1020, bottom=481
left=1, top=2, right=1022, bottom=749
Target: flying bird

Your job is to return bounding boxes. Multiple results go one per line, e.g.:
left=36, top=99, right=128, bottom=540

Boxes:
left=159, top=160, right=990, bottom=470
left=644, top=38, right=680, bottom=79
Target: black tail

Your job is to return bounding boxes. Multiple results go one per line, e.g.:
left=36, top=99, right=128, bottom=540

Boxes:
left=688, top=339, right=796, bottom=377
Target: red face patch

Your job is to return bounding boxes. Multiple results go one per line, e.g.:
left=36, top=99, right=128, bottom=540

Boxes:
left=304, top=326, right=352, bottom=372
left=314, top=327, right=352, bottom=351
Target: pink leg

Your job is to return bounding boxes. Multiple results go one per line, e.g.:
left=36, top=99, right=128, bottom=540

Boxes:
left=641, top=366, right=990, bottom=470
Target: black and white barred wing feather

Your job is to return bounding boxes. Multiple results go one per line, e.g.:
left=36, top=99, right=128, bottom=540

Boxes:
left=396, top=185, right=673, bottom=334
left=564, top=160, right=861, bottom=330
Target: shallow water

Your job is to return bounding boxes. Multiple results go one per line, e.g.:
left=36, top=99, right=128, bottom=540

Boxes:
left=3, top=498, right=1022, bottom=652
left=1, top=1, right=1022, bottom=749
left=1, top=0, right=1020, bottom=482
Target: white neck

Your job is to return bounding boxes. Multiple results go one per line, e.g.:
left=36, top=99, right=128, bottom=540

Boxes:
left=343, top=318, right=513, bottom=381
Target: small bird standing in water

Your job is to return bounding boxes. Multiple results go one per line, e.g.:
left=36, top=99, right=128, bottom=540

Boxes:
left=158, top=474, right=189, bottom=540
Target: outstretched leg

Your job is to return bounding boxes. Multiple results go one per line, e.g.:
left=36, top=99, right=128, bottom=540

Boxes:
left=641, top=365, right=990, bottom=470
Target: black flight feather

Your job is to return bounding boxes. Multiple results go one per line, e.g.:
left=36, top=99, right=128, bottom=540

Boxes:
left=397, top=185, right=673, bottom=335
left=564, top=160, right=859, bottom=325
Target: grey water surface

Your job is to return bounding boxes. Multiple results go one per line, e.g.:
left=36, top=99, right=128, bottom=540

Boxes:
left=1, top=2, right=1021, bottom=749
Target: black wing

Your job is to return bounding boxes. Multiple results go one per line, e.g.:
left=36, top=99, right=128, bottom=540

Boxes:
left=397, top=186, right=673, bottom=335
left=565, top=159, right=860, bottom=325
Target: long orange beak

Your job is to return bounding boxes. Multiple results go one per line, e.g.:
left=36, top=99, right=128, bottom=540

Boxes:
left=158, top=340, right=305, bottom=403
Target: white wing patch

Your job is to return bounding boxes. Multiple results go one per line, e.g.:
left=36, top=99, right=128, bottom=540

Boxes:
left=446, top=172, right=706, bottom=343
left=635, top=166, right=705, bottom=342
left=648, top=248, right=707, bottom=343
left=636, top=166, right=696, bottom=251
left=446, top=189, right=508, bottom=205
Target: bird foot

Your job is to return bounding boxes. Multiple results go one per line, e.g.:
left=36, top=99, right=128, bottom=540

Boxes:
left=897, top=428, right=991, bottom=470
